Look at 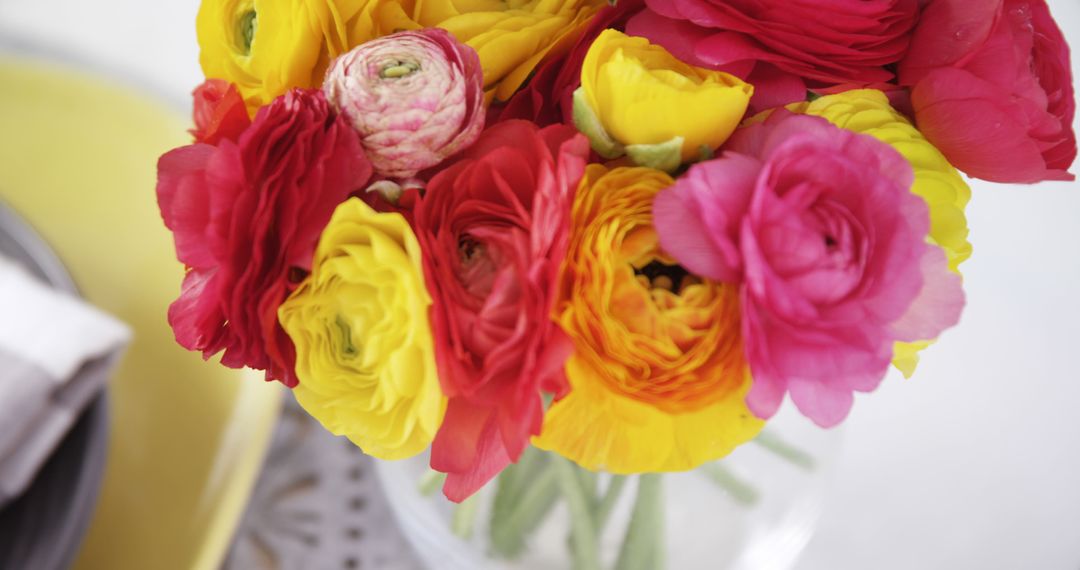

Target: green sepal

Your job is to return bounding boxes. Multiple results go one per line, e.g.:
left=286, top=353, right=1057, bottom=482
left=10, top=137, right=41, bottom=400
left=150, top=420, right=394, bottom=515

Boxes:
left=625, top=136, right=685, bottom=174
left=572, top=87, right=625, bottom=159
left=697, top=144, right=715, bottom=163
left=365, top=180, right=404, bottom=204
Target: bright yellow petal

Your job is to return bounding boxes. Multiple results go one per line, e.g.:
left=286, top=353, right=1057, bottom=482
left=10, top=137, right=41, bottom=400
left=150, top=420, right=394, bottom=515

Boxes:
left=535, top=356, right=763, bottom=473
left=582, top=29, right=752, bottom=161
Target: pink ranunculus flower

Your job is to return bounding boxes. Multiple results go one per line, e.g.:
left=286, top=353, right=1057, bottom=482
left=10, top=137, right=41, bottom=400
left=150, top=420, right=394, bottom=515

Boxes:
left=653, top=112, right=965, bottom=427
left=323, top=29, right=485, bottom=181
left=626, top=0, right=920, bottom=110
left=899, top=0, right=1075, bottom=183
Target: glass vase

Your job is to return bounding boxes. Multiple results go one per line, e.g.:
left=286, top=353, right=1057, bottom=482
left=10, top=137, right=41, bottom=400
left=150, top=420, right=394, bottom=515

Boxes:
left=375, top=405, right=841, bottom=570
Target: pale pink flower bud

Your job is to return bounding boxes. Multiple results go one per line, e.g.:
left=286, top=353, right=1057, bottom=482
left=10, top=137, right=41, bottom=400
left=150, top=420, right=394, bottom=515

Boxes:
left=324, top=29, right=485, bottom=179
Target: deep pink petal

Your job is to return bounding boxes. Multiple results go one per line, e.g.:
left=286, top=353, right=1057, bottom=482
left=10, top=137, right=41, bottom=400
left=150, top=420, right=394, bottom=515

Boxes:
left=891, top=246, right=966, bottom=342
left=788, top=375, right=856, bottom=428
left=745, top=64, right=808, bottom=113
left=626, top=9, right=713, bottom=68
left=898, top=0, right=1002, bottom=85
left=654, top=153, right=760, bottom=283
left=912, top=68, right=1071, bottom=183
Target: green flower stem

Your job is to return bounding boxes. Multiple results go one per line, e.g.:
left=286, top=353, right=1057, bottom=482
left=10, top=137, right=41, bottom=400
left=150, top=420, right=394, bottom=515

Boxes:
left=615, top=473, right=665, bottom=570
left=554, top=456, right=602, bottom=570
left=595, top=475, right=628, bottom=531
left=452, top=494, right=480, bottom=540
left=490, top=462, right=561, bottom=558
left=577, top=468, right=599, bottom=507
left=491, top=447, right=547, bottom=525
left=700, top=463, right=760, bottom=507
left=490, top=471, right=516, bottom=523
left=417, top=469, right=446, bottom=497
left=753, top=430, right=817, bottom=471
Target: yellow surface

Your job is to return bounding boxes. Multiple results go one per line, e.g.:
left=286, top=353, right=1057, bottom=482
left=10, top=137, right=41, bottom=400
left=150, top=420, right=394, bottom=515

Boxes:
left=0, top=55, right=282, bottom=570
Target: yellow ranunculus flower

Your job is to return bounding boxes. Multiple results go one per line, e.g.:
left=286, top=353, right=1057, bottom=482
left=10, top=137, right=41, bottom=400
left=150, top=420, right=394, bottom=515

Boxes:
left=197, top=0, right=370, bottom=113
left=198, top=0, right=603, bottom=113
left=278, top=198, right=445, bottom=460
left=533, top=165, right=763, bottom=473
left=578, top=29, right=753, bottom=164
left=796, top=89, right=972, bottom=376
left=352, top=0, right=605, bottom=102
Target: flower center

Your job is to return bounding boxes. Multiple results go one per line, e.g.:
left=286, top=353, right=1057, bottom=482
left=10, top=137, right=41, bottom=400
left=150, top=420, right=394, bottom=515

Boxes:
left=237, top=10, right=257, bottom=55
left=287, top=266, right=309, bottom=284
left=334, top=314, right=359, bottom=359
left=454, top=233, right=499, bottom=299
left=458, top=234, right=483, bottom=264
left=380, top=60, right=421, bottom=79
left=634, top=260, right=699, bottom=294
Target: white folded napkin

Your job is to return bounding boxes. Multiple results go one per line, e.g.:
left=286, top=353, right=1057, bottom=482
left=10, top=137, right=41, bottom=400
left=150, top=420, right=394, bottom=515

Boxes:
left=0, top=254, right=131, bottom=506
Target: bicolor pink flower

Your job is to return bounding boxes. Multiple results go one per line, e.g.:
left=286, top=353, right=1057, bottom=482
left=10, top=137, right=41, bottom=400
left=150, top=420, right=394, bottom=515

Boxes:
left=653, top=112, right=965, bottom=427
left=324, top=29, right=485, bottom=180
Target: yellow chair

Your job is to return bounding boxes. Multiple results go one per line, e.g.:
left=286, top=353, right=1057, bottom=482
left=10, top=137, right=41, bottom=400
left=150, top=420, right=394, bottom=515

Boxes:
left=0, top=54, right=282, bottom=570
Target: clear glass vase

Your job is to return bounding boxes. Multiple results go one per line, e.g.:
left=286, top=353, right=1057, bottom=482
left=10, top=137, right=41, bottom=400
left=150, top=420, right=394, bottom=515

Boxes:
left=375, top=405, right=841, bottom=570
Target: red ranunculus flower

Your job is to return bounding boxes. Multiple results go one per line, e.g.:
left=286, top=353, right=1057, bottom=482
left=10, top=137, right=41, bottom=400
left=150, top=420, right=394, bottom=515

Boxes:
left=626, top=0, right=920, bottom=110
left=190, top=79, right=250, bottom=145
left=494, top=0, right=644, bottom=127
left=899, top=0, right=1076, bottom=183
left=415, top=120, right=589, bottom=502
left=158, top=89, right=372, bottom=386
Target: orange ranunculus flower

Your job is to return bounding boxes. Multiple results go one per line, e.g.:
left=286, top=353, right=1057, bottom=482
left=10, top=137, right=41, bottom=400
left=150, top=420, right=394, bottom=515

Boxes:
left=533, top=164, right=763, bottom=473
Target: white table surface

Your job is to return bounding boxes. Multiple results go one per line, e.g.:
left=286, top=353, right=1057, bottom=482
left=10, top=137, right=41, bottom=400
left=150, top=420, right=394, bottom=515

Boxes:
left=1, top=1, right=1077, bottom=568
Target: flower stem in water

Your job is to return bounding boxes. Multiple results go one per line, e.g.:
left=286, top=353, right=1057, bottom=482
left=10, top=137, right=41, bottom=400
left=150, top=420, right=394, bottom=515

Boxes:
left=417, top=469, right=446, bottom=496
left=594, top=475, right=628, bottom=531
left=753, top=430, right=817, bottom=470
left=489, top=461, right=560, bottom=558
left=451, top=494, right=480, bottom=540
left=555, top=456, right=602, bottom=570
left=700, top=463, right=760, bottom=507
left=615, top=473, right=665, bottom=570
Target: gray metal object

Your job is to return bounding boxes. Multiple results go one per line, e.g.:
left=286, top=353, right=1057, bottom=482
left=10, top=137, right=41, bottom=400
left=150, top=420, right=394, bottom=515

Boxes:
left=223, top=397, right=425, bottom=570
left=0, top=199, right=110, bottom=570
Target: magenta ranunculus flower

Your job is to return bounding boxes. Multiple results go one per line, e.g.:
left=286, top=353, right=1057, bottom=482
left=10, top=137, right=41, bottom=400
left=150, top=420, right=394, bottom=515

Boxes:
left=653, top=112, right=965, bottom=427
left=899, top=0, right=1076, bottom=183
left=626, top=0, right=920, bottom=110
left=157, top=89, right=372, bottom=387
left=323, top=28, right=485, bottom=181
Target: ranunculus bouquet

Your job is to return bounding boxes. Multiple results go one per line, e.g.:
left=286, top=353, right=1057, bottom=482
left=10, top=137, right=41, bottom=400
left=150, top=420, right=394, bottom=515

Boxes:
left=158, top=0, right=1075, bottom=567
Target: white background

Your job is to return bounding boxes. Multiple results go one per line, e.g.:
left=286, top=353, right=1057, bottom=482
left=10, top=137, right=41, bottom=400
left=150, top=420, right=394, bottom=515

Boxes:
left=1, top=1, right=1078, bottom=568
